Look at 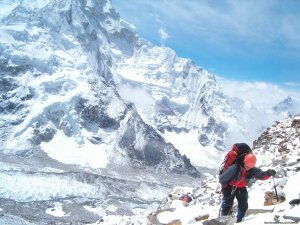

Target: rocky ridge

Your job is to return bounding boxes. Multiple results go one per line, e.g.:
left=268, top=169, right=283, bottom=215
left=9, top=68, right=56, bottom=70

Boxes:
left=146, top=114, right=300, bottom=225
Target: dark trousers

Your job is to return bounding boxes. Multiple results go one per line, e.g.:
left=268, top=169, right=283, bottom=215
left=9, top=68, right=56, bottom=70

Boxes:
left=221, top=186, right=248, bottom=222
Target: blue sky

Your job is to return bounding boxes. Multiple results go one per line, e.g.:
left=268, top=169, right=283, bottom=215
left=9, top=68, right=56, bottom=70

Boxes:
left=112, top=0, right=300, bottom=90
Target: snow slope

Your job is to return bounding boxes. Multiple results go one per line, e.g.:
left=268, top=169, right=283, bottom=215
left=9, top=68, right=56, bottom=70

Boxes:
left=84, top=115, right=299, bottom=225
left=134, top=114, right=300, bottom=225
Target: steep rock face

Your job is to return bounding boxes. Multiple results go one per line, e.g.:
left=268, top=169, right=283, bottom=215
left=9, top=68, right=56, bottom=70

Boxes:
left=112, top=38, right=233, bottom=151
left=3, top=0, right=118, bottom=82
left=118, top=109, right=199, bottom=177
left=0, top=0, right=199, bottom=176
left=186, top=78, right=230, bottom=150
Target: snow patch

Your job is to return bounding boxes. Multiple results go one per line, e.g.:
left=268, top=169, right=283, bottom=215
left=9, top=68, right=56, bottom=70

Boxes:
left=84, top=205, right=106, bottom=217
left=45, top=202, right=68, bottom=217
left=163, top=130, right=222, bottom=168
left=41, top=130, right=110, bottom=168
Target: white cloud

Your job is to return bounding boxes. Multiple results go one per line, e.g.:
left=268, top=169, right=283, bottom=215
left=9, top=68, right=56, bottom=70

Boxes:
left=158, top=27, right=169, bottom=46
left=215, top=77, right=300, bottom=147
left=217, top=78, right=290, bottom=109
left=285, top=82, right=300, bottom=88
left=216, top=76, right=300, bottom=114
left=118, top=84, right=155, bottom=110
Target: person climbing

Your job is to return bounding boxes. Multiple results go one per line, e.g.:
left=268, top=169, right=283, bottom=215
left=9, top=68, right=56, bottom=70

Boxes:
left=219, top=150, right=276, bottom=223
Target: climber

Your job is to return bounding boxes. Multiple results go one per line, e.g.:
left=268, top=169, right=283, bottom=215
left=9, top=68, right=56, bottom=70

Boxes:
left=219, top=153, right=276, bottom=223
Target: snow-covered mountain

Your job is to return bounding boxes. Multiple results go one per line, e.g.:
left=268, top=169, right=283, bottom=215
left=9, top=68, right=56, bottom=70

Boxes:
left=1, top=0, right=299, bottom=170
left=0, top=1, right=201, bottom=224
left=0, top=0, right=300, bottom=224
left=112, top=41, right=232, bottom=146
left=106, top=6, right=300, bottom=169
left=272, top=96, right=299, bottom=118
left=0, top=0, right=199, bottom=176
left=111, top=40, right=235, bottom=167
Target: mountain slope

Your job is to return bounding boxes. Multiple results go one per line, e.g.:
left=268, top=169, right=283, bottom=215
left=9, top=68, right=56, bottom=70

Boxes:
left=139, top=114, right=300, bottom=225
left=272, top=96, right=299, bottom=118
left=0, top=0, right=200, bottom=176
left=0, top=1, right=205, bottom=223
left=112, top=38, right=233, bottom=147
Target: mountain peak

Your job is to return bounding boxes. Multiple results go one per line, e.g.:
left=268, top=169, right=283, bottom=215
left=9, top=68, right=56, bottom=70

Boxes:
left=3, top=0, right=119, bottom=33
left=273, top=95, right=295, bottom=117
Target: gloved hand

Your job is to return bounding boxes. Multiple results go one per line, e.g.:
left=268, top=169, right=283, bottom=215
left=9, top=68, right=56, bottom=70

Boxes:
left=267, top=169, right=276, bottom=177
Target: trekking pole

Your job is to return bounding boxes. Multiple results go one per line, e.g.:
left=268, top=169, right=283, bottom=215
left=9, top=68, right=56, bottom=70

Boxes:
left=272, top=177, right=279, bottom=203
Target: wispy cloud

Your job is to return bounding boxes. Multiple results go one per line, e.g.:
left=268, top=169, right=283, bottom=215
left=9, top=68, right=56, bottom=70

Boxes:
left=114, top=0, right=300, bottom=54
left=285, top=82, right=300, bottom=88
left=216, top=77, right=300, bottom=144
left=158, top=27, right=169, bottom=46
left=118, top=84, right=155, bottom=110
left=216, top=77, right=298, bottom=109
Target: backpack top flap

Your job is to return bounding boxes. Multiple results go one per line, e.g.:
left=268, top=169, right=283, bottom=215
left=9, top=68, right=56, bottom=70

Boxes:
left=234, top=143, right=252, bottom=164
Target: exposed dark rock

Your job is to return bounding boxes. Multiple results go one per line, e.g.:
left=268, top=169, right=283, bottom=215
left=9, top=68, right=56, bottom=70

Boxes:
left=59, top=121, right=73, bottom=137
left=31, top=124, right=56, bottom=145
left=75, top=98, right=120, bottom=131
left=118, top=110, right=201, bottom=177
left=0, top=59, right=32, bottom=76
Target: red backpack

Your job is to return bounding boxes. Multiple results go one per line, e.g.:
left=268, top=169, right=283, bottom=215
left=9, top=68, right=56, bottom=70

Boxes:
left=219, top=143, right=252, bottom=175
